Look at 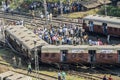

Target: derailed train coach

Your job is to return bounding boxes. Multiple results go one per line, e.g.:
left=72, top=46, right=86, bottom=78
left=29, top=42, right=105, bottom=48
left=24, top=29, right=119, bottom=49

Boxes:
left=41, top=45, right=120, bottom=65
left=4, top=25, right=48, bottom=60
left=82, top=15, right=120, bottom=37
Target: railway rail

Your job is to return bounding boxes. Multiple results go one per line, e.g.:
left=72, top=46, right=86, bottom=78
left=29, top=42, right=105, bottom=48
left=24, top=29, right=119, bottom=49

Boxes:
left=0, top=11, right=82, bottom=26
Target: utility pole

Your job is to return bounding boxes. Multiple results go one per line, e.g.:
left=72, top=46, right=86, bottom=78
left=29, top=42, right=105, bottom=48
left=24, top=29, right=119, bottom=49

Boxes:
left=34, top=40, right=39, bottom=80
left=60, top=0, right=63, bottom=17
left=104, top=0, right=107, bottom=16
left=43, top=0, right=48, bottom=25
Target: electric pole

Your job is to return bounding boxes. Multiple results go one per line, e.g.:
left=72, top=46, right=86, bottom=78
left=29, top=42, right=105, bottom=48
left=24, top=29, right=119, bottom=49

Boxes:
left=104, top=0, right=107, bottom=16
left=43, top=0, right=48, bottom=25
left=34, top=40, right=39, bottom=80
left=60, top=0, right=63, bottom=17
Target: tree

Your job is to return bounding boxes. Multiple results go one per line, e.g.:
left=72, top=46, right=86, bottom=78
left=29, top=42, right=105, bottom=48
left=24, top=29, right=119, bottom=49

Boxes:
left=98, top=5, right=120, bottom=17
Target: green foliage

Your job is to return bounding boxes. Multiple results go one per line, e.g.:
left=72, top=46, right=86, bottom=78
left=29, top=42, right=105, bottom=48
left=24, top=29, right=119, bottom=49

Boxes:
left=98, top=5, right=120, bottom=17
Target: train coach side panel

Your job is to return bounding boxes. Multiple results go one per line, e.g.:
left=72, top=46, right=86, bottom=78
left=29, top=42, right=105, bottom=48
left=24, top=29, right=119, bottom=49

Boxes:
left=67, top=53, right=89, bottom=63
left=96, top=53, right=118, bottom=64
left=41, top=53, right=60, bottom=63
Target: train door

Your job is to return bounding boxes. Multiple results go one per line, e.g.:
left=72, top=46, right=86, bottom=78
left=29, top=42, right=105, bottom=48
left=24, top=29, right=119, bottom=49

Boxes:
left=88, top=50, right=96, bottom=63
left=38, top=49, right=41, bottom=58
left=118, top=50, right=120, bottom=63
left=102, top=23, right=107, bottom=35
left=60, top=50, right=68, bottom=62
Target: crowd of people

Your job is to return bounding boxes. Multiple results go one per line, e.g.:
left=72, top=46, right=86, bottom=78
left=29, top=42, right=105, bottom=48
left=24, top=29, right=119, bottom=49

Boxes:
left=34, top=23, right=88, bottom=45
left=23, top=1, right=82, bottom=16
left=46, top=1, right=82, bottom=15
left=34, top=23, right=106, bottom=46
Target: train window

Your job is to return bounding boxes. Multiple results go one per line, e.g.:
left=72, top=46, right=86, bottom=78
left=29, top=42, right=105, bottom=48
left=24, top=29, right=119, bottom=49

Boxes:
left=71, top=54, right=76, bottom=58
left=79, top=54, right=84, bottom=57
left=99, top=54, right=105, bottom=58
left=109, top=27, right=112, bottom=31
left=44, top=53, right=49, bottom=57
left=114, top=28, right=117, bottom=32
left=51, top=53, right=56, bottom=58
left=118, top=50, right=120, bottom=54
left=107, top=54, right=113, bottom=58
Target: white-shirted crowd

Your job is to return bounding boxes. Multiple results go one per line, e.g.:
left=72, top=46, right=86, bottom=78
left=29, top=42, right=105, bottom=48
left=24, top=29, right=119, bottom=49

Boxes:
left=34, top=23, right=92, bottom=45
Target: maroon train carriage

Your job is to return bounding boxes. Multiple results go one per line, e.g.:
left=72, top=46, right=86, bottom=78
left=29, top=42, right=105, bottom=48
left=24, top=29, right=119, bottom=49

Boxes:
left=4, top=25, right=48, bottom=60
left=41, top=45, right=89, bottom=64
left=41, top=45, right=120, bottom=65
left=83, top=15, right=120, bottom=37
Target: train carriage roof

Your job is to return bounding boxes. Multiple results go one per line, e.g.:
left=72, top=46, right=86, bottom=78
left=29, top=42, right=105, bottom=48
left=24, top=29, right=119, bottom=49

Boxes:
left=83, top=15, right=120, bottom=28
left=42, top=45, right=120, bottom=53
left=5, top=25, right=48, bottom=50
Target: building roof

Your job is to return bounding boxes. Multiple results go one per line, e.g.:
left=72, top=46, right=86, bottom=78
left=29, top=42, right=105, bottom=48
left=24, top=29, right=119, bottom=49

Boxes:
left=5, top=25, right=48, bottom=50
left=98, top=0, right=111, bottom=4
left=79, top=0, right=111, bottom=9
left=80, top=0, right=100, bottom=9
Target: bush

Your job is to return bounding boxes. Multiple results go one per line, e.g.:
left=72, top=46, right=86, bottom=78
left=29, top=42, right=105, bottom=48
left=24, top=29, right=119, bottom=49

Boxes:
left=98, top=5, right=120, bottom=17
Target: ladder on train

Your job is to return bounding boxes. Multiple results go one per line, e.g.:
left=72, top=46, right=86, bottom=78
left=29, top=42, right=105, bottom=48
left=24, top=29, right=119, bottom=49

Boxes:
left=34, top=42, right=39, bottom=80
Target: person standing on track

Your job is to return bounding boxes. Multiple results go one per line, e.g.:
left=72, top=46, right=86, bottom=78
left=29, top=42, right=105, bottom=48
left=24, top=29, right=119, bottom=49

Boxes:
left=27, top=63, right=32, bottom=74
left=103, top=75, right=107, bottom=80
left=61, top=71, right=66, bottom=80
left=58, top=71, right=62, bottom=80
left=108, top=75, right=113, bottom=80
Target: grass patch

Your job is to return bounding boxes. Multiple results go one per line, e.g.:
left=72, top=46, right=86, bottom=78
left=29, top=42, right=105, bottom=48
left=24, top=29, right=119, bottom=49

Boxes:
left=64, top=8, right=99, bottom=18
left=39, top=70, right=85, bottom=80
left=0, top=49, right=10, bottom=56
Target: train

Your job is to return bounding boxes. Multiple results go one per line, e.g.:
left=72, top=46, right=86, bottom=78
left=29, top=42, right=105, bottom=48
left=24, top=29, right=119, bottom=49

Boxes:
left=82, top=15, right=120, bottom=37
left=4, top=25, right=120, bottom=66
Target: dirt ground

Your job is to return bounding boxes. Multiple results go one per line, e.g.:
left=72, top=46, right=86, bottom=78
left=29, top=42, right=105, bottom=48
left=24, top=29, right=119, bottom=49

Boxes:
left=0, top=64, right=11, bottom=73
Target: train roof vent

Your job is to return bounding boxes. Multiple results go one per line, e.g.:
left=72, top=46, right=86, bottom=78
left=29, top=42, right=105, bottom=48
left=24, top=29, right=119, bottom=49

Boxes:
left=30, top=43, right=33, bottom=45
left=24, top=30, right=28, bottom=32
left=93, top=15, right=96, bottom=16
left=25, top=40, right=29, bottom=42
left=37, top=39, right=40, bottom=41
left=21, top=36, right=25, bottom=38
left=110, top=16, right=113, bottom=18
left=14, top=30, right=17, bottom=32
left=18, top=32, right=21, bottom=34
left=9, top=28, right=13, bottom=30
left=32, top=36, right=36, bottom=38
left=117, top=17, right=120, bottom=19
left=98, top=15, right=101, bottom=17
left=28, top=32, right=32, bottom=34
left=41, top=43, right=45, bottom=46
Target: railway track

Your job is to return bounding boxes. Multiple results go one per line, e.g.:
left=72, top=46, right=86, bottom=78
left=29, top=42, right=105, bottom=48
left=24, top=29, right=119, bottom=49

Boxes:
left=0, top=10, right=81, bottom=22
left=0, top=11, right=82, bottom=26
left=0, top=56, right=57, bottom=80
left=0, top=45, right=120, bottom=80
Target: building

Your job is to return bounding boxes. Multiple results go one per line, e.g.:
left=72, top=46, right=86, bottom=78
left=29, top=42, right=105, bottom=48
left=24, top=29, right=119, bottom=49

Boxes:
left=79, top=0, right=111, bottom=10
